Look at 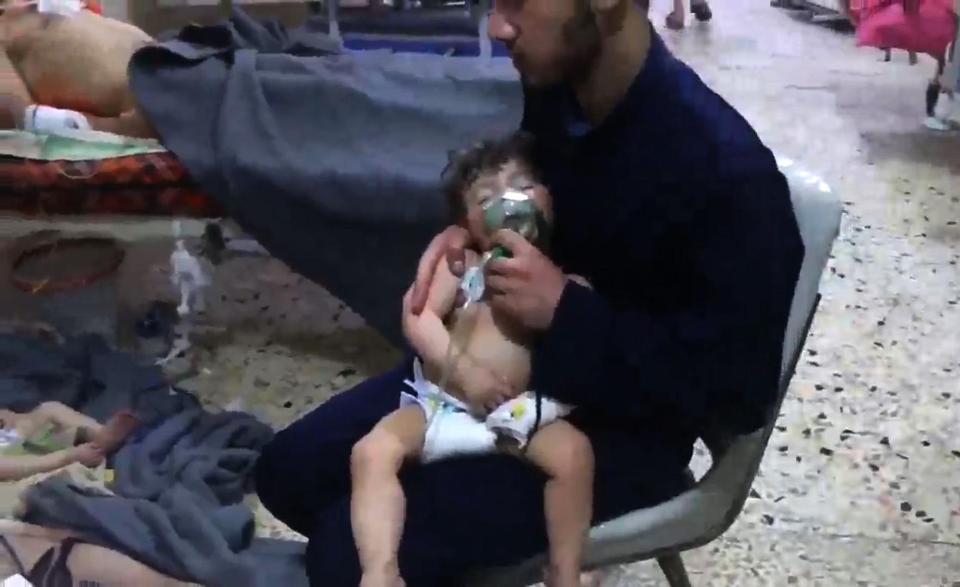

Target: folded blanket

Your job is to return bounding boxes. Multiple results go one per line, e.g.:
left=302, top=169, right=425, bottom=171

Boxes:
left=129, top=9, right=522, bottom=346
left=22, top=408, right=274, bottom=587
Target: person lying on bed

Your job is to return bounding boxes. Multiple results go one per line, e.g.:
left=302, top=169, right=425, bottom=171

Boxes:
left=351, top=132, right=594, bottom=587
left=0, top=402, right=139, bottom=482
left=0, top=520, right=201, bottom=586
left=0, top=0, right=157, bottom=137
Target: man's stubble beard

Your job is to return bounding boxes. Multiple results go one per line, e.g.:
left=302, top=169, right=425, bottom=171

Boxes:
left=558, top=4, right=603, bottom=88
left=515, top=4, right=602, bottom=89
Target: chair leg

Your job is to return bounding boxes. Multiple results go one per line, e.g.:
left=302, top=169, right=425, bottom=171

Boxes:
left=657, top=554, right=692, bottom=587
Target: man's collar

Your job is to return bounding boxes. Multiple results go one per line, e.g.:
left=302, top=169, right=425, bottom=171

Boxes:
left=561, top=27, right=670, bottom=139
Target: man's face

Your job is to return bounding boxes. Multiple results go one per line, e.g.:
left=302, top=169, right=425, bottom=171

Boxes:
left=488, top=0, right=603, bottom=87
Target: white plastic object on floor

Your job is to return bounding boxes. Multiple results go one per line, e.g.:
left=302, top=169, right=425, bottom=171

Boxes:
left=170, top=241, right=210, bottom=317
left=469, top=158, right=843, bottom=587
left=2, top=574, right=32, bottom=587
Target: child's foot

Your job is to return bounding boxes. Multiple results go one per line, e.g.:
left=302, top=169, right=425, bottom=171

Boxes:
left=90, top=410, right=140, bottom=454
left=544, top=563, right=582, bottom=587
left=359, top=570, right=406, bottom=587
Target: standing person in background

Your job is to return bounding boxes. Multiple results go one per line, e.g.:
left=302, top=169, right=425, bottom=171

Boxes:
left=925, top=55, right=951, bottom=130
left=926, top=0, right=959, bottom=130
left=665, top=0, right=712, bottom=30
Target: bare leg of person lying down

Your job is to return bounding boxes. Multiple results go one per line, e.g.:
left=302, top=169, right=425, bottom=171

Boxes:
left=0, top=521, right=200, bottom=586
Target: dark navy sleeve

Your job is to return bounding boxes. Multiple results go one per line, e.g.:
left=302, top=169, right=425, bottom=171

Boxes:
left=529, top=164, right=805, bottom=432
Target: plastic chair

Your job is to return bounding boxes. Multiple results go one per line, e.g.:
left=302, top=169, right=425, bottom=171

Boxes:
left=469, top=158, right=843, bottom=587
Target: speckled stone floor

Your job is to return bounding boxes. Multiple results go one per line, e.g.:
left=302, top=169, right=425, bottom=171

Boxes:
left=2, top=0, right=959, bottom=584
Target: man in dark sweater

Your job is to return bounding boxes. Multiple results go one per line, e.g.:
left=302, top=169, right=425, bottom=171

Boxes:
left=254, top=0, right=804, bottom=584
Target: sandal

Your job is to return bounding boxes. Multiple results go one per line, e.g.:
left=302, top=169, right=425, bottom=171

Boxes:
left=691, top=0, right=713, bottom=21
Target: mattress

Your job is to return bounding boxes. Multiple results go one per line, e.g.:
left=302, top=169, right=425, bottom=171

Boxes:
left=0, top=130, right=223, bottom=218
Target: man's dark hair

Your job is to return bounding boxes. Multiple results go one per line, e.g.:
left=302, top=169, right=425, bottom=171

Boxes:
left=441, top=132, right=539, bottom=223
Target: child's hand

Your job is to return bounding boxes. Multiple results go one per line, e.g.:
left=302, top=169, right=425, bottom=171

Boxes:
left=69, top=443, right=105, bottom=468
left=457, top=361, right=517, bottom=415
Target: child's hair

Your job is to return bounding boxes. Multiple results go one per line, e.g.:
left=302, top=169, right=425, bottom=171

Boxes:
left=441, top=132, right=539, bottom=223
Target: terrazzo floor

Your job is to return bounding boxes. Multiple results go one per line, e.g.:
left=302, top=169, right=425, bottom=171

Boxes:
left=2, top=0, right=959, bottom=584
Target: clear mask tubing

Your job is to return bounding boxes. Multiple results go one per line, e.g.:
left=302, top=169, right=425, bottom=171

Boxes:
left=436, top=190, right=545, bottom=404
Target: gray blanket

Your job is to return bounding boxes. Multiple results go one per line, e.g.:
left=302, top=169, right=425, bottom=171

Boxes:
left=129, top=10, right=523, bottom=346
left=0, top=333, right=191, bottom=423
left=23, top=408, right=275, bottom=587
left=0, top=334, right=296, bottom=586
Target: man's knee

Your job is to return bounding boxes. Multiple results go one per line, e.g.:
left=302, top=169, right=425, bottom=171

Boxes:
left=255, top=434, right=295, bottom=512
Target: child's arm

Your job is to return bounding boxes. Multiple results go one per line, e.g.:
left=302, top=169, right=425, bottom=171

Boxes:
left=401, top=257, right=460, bottom=372
left=402, top=253, right=512, bottom=410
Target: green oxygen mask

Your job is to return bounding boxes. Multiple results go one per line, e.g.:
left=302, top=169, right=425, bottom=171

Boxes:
left=458, top=190, right=546, bottom=305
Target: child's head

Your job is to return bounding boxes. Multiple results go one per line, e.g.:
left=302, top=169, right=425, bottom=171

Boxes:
left=442, top=132, right=552, bottom=251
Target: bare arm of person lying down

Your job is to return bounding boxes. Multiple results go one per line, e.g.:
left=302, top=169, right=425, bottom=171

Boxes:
left=0, top=445, right=104, bottom=482
left=0, top=404, right=139, bottom=481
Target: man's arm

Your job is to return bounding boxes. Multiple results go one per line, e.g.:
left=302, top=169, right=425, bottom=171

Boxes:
left=529, top=170, right=804, bottom=433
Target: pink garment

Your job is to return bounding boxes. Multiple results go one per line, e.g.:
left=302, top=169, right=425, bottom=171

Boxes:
left=855, top=0, right=958, bottom=57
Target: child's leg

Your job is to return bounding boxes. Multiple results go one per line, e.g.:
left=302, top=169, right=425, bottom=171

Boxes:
left=525, top=420, right=594, bottom=587
left=350, top=405, right=427, bottom=586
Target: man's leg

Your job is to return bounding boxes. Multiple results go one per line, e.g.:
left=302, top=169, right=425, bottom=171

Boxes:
left=255, top=362, right=411, bottom=536
left=304, top=419, right=693, bottom=587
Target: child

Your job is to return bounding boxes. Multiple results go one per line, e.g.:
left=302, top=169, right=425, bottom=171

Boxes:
left=0, top=402, right=139, bottom=482
left=350, top=133, right=594, bottom=587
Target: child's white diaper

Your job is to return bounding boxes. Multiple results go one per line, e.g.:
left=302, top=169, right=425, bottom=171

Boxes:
left=401, top=359, right=571, bottom=463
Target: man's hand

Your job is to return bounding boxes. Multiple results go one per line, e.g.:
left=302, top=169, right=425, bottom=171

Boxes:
left=410, top=225, right=471, bottom=315
left=484, top=230, right=568, bottom=332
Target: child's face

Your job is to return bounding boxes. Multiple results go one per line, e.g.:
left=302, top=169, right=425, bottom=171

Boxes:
left=462, top=159, right=553, bottom=251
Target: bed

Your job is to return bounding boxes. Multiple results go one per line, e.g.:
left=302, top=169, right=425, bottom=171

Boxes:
left=0, top=130, right=222, bottom=219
